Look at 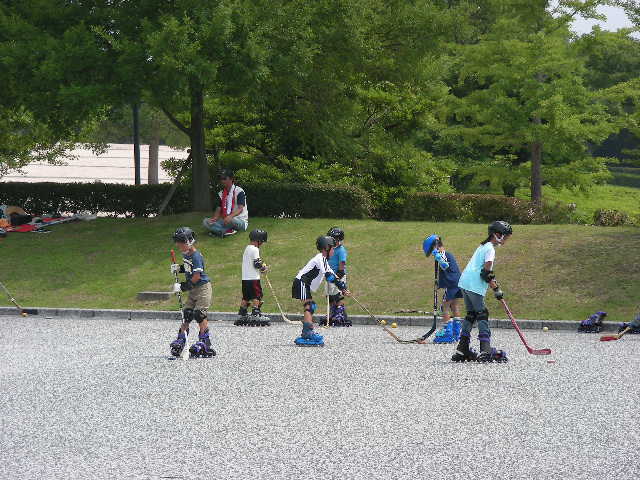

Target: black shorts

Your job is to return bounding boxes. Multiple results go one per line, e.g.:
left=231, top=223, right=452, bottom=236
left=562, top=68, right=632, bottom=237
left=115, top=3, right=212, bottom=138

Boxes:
left=291, top=278, right=312, bottom=300
left=242, top=280, right=263, bottom=301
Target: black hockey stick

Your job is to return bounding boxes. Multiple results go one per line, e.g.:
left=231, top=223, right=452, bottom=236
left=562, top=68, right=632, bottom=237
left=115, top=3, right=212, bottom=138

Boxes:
left=170, top=249, right=189, bottom=360
left=0, top=280, right=38, bottom=316
left=415, top=260, right=439, bottom=343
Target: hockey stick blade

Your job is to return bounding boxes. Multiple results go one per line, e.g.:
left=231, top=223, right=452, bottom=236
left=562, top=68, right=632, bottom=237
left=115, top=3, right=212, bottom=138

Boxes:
left=600, top=327, right=631, bottom=342
left=500, top=299, right=551, bottom=356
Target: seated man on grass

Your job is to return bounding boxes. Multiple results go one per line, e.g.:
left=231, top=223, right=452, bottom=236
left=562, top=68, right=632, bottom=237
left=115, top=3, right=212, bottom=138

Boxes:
left=202, top=169, right=249, bottom=238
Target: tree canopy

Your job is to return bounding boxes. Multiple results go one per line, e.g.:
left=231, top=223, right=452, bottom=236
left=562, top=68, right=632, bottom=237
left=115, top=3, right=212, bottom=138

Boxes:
left=1, top=0, right=638, bottom=209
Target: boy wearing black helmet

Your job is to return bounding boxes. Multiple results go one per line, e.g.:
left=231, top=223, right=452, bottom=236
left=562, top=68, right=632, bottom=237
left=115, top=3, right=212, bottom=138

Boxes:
left=452, top=221, right=512, bottom=363
left=326, top=226, right=350, bottom=327
left=169, top=227, right=215, bottom=358
left=236, top=229, right=270, bottom=327
left=292, top=236, right=350, bottom=346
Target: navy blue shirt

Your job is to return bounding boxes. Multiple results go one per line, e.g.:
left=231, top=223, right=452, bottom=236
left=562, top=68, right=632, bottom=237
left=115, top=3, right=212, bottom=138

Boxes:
left=182, top=250, right=210, bottom=287
left=437, top=250, right=461, bottom=289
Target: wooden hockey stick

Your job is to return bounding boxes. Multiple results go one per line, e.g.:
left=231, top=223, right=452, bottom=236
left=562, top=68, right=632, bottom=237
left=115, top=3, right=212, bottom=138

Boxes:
left=263, top=274, right=301, bottom=325
left=170, top=250, right=189, bottom=360
left=600, top=327, right=632, bottom=342
left=350, top=295, right=417, bottom=344
left=322, top=294, right=330, bottom=329
left=0, top=280, right=38, bottom=316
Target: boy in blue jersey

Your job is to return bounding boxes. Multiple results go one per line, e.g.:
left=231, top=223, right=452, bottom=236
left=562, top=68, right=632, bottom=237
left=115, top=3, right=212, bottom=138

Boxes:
left=169, top=227, right=215, bottom=358
left=326, top=226, right=350, bottom=326
left=432, top=237, right=463, bottom=343
left=452, top=221, right=512, bottom=363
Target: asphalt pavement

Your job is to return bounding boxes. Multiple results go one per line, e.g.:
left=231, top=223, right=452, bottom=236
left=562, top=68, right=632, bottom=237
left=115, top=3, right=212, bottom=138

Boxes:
left=1, top=316, right=637, bottom=480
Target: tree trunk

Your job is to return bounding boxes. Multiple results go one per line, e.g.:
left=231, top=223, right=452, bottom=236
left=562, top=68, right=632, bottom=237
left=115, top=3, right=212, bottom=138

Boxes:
left=189, top=79, right=212, bottom=211
left=132, top=102, right=141, bottom=185
left=530, top=140, right=543, bottom=205
left=148, top=116, right=160, bottom=185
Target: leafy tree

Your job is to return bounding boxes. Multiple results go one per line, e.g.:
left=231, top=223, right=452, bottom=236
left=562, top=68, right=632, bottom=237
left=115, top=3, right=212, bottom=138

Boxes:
left=442, top=0, right=620, bottom=204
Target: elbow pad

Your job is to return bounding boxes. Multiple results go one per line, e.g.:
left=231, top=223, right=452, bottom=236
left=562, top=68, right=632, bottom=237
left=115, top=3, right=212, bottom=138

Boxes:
left=480, top=269, right=495, bottom=283
left=335, top=280, right=347, bottom=291
left=253, top=258, right=264, bottom=270
left=336, top=269, right=345, bottom=279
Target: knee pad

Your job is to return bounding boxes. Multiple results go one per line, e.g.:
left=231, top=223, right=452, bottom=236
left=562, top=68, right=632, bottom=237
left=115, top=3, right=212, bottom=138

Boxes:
left=303, top=300, right=317, bottom=314
left=194, top=310, right=207, bottom=324
left=183, top=308, right=194, bottom=323
left=464, top=311, right=477, bottom=325
left=476, top=309, right=489, bottom=322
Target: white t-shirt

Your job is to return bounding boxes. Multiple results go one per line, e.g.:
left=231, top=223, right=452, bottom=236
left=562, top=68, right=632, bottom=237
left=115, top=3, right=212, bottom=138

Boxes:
left=242, top=244, right=261, bottom=280
left=296, top=253, right=337, bottom=292
left=218, top=184, right=249, bottom=222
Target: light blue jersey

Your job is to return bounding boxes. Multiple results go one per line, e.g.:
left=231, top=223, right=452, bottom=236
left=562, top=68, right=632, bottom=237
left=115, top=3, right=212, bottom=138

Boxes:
left=458, top=242, right=496, bottom=296
left=329, top=245, right=347, bottom=273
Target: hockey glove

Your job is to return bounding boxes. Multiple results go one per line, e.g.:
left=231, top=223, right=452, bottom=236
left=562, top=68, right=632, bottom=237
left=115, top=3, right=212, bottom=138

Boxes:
left=492, top=285, right=504, bottom=300
left=336, top=269, right=345, bottom=279
left=180, top=281, right=193, bottom=292
left=259, top=264, right=271, bottom=274
left=433, top=251, right=449, bottom=270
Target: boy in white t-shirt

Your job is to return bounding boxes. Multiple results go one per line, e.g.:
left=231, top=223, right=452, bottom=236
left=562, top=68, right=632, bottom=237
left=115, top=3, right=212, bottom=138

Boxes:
left=453, top=221, right=512, bottom=363
left=235, top=229, right=270, bottom=327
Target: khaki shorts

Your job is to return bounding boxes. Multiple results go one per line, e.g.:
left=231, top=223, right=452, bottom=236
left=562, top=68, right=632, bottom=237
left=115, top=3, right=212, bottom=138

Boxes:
left=185, top=282, right=212, bottom=312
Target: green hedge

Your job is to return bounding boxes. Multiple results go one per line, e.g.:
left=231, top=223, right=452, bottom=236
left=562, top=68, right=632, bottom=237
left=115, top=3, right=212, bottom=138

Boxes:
left=0, top=181, right=373, bottom=219
left=402, top=192, right=575, bottom=224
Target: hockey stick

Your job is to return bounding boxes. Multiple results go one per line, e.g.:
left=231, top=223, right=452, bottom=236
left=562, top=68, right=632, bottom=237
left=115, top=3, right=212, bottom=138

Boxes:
left=322, top=294, right=330, bottom=329
left=170, top=250, right=189, bottom=360
left=350, top=295, right=417, bottom=344
left=600, top=327, right=631, bottom=342
left=416, top=261, right=440, bottom=343
left=393, top=309, right=430, bottom=314
left=499, top=298, right=552, bottom=355
left=263, top=274, right=301, bottom=325
left=0, top=280, right=38, bottom=316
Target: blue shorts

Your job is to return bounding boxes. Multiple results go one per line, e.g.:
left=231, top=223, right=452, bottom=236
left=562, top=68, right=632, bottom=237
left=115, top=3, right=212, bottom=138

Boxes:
left=444, top=287, right=463, bottom=301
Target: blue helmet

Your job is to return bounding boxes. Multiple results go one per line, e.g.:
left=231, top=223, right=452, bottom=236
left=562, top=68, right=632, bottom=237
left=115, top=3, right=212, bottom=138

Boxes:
left=422, top=234, right=441, bottom=256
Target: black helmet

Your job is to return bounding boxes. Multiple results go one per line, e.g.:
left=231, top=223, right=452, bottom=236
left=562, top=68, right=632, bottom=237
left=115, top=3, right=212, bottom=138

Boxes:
left=488, top=221, right=513, bottom=236
left=327, top=226, right=344, bottom=242
left=173, top=226, right=196, bottom=245
left=249, top=229, right=268, bottom=243
left=316, top=235, right=336, bottom=251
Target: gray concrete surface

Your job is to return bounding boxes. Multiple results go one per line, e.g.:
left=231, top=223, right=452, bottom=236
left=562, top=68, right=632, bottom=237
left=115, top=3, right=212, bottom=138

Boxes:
left=0, top=306, right=606, bottom=331
left=1, top=316, right=638, bottom=480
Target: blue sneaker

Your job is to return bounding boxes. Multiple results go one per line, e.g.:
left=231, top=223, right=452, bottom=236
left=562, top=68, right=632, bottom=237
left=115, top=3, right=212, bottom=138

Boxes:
left=295, top=332, right=324, bottom=347
left=434, top=321, right=456, bottom=344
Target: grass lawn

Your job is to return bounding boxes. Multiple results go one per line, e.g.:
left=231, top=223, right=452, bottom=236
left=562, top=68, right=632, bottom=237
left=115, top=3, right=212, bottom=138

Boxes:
left=1, top=214, right=639, bottom=322
left=517, top=184, right=640, bottom=219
